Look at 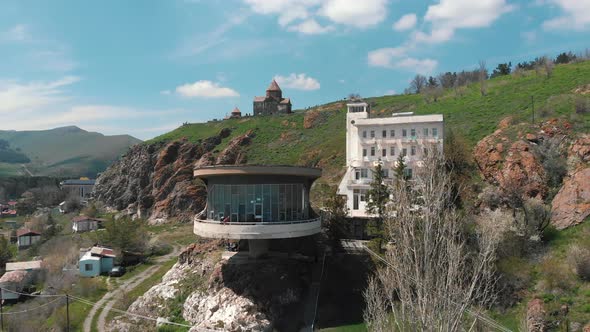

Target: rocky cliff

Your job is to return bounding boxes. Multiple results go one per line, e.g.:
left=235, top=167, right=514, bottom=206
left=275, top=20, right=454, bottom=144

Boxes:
left=108, top=241, right=312, bottom=332
left=94, top=129, right=254, bottom=223
left=473, top=118, right=590, bottom=229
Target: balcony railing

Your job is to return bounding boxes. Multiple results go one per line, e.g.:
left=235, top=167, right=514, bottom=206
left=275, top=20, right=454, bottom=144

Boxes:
left=198, top=217, right=321, bottom=226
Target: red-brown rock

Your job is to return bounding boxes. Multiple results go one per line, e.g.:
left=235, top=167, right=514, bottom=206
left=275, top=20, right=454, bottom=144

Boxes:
left=570, top=134, right=590, bottom=164
left=215, top=130, right=254, bottom=165
left=526, top=298, right=546, bottom=332
left=551, top=167, right=590, bottom=229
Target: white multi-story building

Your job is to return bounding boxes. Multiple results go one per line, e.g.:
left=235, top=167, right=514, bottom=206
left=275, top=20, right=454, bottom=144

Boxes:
left=337, top=101, right=444, bottom=218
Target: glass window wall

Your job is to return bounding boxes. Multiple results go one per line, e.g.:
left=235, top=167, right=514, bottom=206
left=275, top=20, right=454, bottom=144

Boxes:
left=207, top=184, right=308, bottom=222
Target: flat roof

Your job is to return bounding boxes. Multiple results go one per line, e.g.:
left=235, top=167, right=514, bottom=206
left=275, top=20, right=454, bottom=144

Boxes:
left=60, top=179, right=96, bottom=185
left=355, top=114, right=443, bottom=126
left=194, top=165, right=322, bottom=179
left=6, top=260, right=43, bottom=271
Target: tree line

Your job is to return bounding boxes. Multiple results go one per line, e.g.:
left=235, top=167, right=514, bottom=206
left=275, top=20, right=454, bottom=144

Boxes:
left=404, top=49, right=588, bottom=98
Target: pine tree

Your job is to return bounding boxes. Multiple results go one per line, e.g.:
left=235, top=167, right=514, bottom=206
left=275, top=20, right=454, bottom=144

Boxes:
left=394, top=153, right=407, bottom=181
left=366, top=160, right=391, bottom=222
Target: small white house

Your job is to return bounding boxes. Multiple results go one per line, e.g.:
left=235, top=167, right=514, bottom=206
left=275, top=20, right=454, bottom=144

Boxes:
left=72, top=216, right=103, bottom=233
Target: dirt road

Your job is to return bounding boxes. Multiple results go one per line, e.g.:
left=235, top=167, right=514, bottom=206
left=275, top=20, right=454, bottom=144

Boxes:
left=83, top=246, right=181, bottom=332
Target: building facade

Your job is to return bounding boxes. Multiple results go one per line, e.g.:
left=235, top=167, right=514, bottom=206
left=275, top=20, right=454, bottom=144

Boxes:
left=337, top=101, right=444, bottom=218
left=253, top=80, right=292, bottom=116
left=60, top=178, right=95, bottom=199
left=193, top=165, right=321, bottom=257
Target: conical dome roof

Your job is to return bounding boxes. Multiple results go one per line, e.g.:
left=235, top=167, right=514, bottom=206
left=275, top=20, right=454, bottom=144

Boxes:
left=231, top=107, right=241, bottom=114
left=266, top=79, right=281, bottom=91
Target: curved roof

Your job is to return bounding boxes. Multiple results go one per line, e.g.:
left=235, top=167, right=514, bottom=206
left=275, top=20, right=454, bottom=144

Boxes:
left=194, top=165, right=321, bottom=179
left=231, top=107, right=241, bottom=114
left=266, top=79, right=281, bottom=91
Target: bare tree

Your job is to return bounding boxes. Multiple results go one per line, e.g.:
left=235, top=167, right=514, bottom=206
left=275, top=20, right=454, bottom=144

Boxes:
left=363, top=153, right=501, bottom=331
left=543, top=56, right=554, bottom=78
left=478, top=60, right=488, bottom=96
left=410, top=74, right=427, bottom=94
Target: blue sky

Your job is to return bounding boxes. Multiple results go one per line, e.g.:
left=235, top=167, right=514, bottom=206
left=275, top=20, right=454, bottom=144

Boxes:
left=0, top=0, right=588, bottom=140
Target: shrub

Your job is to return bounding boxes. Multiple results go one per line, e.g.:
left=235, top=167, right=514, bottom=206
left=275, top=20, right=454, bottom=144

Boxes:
left=567, top=244, right=590, bottom=281
left=538, top=257, right=576, bottom=292
left=575, top=96, right=589, bottom=114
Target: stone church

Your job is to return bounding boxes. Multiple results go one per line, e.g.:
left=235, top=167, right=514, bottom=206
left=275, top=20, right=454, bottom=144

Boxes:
left=253, top=80, right=292, bottom=116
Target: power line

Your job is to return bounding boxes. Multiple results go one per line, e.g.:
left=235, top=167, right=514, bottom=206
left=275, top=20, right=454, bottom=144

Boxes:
left=0, top=287, right=63, bottom=298
left=0, top=297, right=63, bottom=315
left=68, top=295, right=222, bottom=332
left=363, top=246, right=513, bottom=332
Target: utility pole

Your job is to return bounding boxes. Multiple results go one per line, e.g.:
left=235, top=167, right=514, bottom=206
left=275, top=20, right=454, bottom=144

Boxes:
left=1, top=299, right=4, bottom=331
left=66, top=294, right=70, bottom=332
left=531, top=95, right=535, bottom=124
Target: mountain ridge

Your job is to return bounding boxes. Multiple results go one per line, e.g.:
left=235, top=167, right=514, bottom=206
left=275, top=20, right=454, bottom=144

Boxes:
left=0, top=126, right=142, bottom=177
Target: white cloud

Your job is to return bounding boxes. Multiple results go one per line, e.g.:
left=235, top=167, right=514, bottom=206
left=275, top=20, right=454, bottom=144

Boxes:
left=175, top=80, right=240, bottom=98
left=393, top=13, right=417, bottom=31
left=160, top=90, right=171, bottom=95
left=338, top=79, right=346, bottom=84
left=243, top=0, right=387, bottom=33
left=273, top=73, right=320, bottom=90
left=521, top=30, right=537, bottom=43
left=287, top=19, right=334, bottom=34
left=0, top=76, right=80, bottom=115
left=542, top=0, right=590, bottom=30
left=368, top=48, right=437, bottom=75
left=318, top=0, right=388, bottom=28
left=419, top=0, right=516, bottom=43
left=174, top=11, right=249, bottom=58
left=1, top=24, right=31, bottom=42
left=385, top=89, right=396, bottom=95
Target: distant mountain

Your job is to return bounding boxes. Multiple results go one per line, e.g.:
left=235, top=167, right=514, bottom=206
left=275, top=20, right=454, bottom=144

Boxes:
left=0, top=126, right=142, bottom=177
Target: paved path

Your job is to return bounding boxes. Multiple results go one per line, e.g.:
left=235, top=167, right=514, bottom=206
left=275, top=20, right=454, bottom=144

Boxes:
left=300, top=251, right=326, bottom=332
left=83, top=246, right=181, bottom=332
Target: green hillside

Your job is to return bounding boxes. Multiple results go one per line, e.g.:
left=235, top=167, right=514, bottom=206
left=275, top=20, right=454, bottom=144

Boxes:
left=150, top=60, right=590, bottom=184
left=0, top=126, right=141, bottom=177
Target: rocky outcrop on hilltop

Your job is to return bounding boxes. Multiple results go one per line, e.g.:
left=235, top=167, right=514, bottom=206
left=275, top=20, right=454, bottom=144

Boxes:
left=94, top=129, right=254, bottom=223
left=108, top=241, right=311, bottom=332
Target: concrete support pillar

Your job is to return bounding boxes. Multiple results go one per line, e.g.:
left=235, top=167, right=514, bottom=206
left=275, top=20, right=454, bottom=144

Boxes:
left=248, top=239, right=269, bottom=258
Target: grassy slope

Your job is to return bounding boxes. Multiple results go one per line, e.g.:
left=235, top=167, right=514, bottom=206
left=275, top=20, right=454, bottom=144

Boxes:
left=0, top=126, right=141, bottom=177
left=150, top=61, right=590, bottom=187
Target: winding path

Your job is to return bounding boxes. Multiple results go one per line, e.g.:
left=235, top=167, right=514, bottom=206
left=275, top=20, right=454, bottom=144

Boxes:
left=83, top=246, right=181, bottom=332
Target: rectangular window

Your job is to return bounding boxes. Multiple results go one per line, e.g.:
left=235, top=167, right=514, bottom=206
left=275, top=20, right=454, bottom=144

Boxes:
left=423, top=128, right=429, bottom=137
left=402, top=129, right=407, bottom=137
left=402, top=148, right=407, bottom=157
left=370, top=147, right=375, bottom=156
left=432, top=127, right=438, bottom=137
left=383, top=169, right=389, bottom=178
left=360, top=168, right=369, bottom=178
left=363, top=149, right=367, bottom=157
left=370, top=130, right=375, bottom=138
left=390, top=146, right=395, bottom=156
left=85, top=264, right=93, bottom=271
left=411, top=128, right=416, bottom=137
left=404, top=168, right=413, bottom=179
left=423, top=148, right=428, bottom=156
left=362, top=131, right=367, bottom=138
left=382, top=149, right=386, bottom=157
left=355, top=169, right=360, bottom=180
left=411, top=146, right=416, bottom=156
left=382, top=130, right=387, bottom=138
left=390, top=129, right=395, bottom=137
